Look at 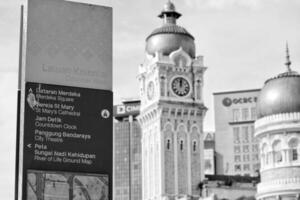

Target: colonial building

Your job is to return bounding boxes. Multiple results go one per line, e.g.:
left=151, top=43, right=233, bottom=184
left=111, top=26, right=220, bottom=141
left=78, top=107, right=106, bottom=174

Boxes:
left=137, top=1, right=207, bottom=200
left=255, top=46, right=300, bottom=199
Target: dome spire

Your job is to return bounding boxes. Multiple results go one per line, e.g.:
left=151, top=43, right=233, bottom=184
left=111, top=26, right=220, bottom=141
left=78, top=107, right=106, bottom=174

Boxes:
left=285, top=42, right=292, bottom=72
left=158, top=0, right=181, bottom=25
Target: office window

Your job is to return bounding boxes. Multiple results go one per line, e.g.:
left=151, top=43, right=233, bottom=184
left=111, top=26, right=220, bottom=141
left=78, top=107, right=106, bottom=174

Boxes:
left=233, top=127, right=240, bottom=143
left=242, top=108, right=249, bottom=121
left=234, top=155, right=241, bottom=162
left=251, top=107, right=256, bottom=120
left=252, top=154, right=259, bottom=161
left=243, top=154, right=250, bottom=162
left=234, top=146, right=241, bottom=153
left=252, top=144, right=258, bottom=152
left=253, top=163, right=260, bottom=171
left=243, top=164, right=250, bottom=171
left=235, top=164, right=241, bottom=171
left=233, top=109, right=240, bottom=122
left=243, top=145, right=249, bottom=153
left=250, top=125, right=256, bottom=142
left=242, top=126, right=249, bottom=143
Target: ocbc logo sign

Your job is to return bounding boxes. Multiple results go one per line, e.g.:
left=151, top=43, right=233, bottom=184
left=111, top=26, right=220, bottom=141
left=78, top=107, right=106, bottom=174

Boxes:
left=222, top=97, right=257, bottom=107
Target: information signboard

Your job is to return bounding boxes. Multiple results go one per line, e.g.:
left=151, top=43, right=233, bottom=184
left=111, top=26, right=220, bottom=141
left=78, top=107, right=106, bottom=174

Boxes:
left=25, top=0, right=112, bottom=90
left=17, top=1, right=113, bottom=199
left=23, top=82, right=112, bottom=198
left=24, top=82, right=112, bottom=171
left=204, top=149, right=215, bottom=175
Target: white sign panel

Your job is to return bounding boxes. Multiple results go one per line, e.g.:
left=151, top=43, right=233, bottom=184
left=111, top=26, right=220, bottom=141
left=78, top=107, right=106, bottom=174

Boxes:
left=25, top=0, right=112, bottom=90
left=204, top=149, right=215, bottom=175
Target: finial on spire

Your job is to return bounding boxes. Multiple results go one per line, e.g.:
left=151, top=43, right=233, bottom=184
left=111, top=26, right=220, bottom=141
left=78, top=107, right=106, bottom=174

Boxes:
left=285, top=42, right=292, bottom=72
left=158, top=0, right=181, bottom=24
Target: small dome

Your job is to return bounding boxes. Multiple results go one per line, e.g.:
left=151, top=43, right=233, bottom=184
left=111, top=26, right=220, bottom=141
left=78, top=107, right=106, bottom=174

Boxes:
left=257, top=70, right=300, bottom=118
left=146, top=24, right=195, bottom=58
left=145, top=1, right=195, bottom=58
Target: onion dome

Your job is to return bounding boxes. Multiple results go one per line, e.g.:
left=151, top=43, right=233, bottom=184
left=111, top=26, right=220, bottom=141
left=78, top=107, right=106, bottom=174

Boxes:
left=145, top=1, right=196, bottom=58
left=257, top=44, right=300, bottom=118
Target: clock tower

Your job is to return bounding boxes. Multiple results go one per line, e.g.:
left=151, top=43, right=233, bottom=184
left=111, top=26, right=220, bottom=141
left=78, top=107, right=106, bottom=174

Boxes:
left=137, top=2, right=207, bottom=200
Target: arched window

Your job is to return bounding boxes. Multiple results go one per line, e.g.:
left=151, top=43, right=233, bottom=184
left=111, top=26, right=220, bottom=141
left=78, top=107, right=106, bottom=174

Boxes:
left=180, top=139, right=184, bottom=151
left=273, top=140, right=282, bottom=163
left=288, top=138, right=299, bottom=161
left=193, top=140, right=197, bottom=152
left=195, top=79, right=202, bottom=100
left=160, top=76, right=166, bottom=96
left=261, top=143, right=268, bottom=165
left=166, top=139, right=171, bottom=150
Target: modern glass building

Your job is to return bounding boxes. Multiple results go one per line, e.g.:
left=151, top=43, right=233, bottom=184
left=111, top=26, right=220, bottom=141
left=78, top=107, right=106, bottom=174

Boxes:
left=113, top=100, right=142, bottom=200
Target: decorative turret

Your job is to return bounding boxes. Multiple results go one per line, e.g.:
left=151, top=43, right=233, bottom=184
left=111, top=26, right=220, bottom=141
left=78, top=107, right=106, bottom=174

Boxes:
left=285, top=43, right=292, bottom=72
left=257, top=44, right=300, bottom=118
left=145, top=1, right=196, bottom=58
left=158, top=0, right=181, bottom=24
left=255, top=45, right=300, bottom=200
left=138, top=2, right=207, bottom=200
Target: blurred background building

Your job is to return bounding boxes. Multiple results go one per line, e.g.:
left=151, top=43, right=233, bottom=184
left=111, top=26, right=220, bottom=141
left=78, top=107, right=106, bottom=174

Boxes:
left=214, top=89, right=260, bottom=177
left=113, top=99, right=142, bottom=200
left=204, top=132, right=216, bottom=175
left=203, top=175, right=258, bottom=200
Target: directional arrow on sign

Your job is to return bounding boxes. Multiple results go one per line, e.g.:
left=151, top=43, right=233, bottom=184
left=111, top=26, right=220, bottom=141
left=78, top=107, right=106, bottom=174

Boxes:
left=27, top=144, right=32, bottom=148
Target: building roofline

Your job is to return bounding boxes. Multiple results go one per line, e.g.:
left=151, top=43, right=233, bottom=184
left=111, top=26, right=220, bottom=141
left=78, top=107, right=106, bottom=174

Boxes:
left=213, top=88, right=261, bottom=96
left=205, top=174, right=259, bottom=183
left=121, top=98, right=140, bottom=104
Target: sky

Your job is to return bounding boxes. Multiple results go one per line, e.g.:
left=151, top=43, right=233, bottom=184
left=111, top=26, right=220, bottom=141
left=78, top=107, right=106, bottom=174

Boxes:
left=1, top=0, right=300, bottom=199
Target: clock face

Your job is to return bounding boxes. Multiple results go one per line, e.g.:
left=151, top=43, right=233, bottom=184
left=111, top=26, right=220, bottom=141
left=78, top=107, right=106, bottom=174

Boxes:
left=147, top=81, right=155, bottom=100
left=171, top=77, right=190, bottom=97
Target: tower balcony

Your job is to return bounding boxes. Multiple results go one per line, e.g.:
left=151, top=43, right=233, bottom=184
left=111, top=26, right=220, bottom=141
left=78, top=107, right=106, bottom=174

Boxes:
left=256, top=177, right=300, bottom=200
left=255, top=112, right=300, bottom=138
